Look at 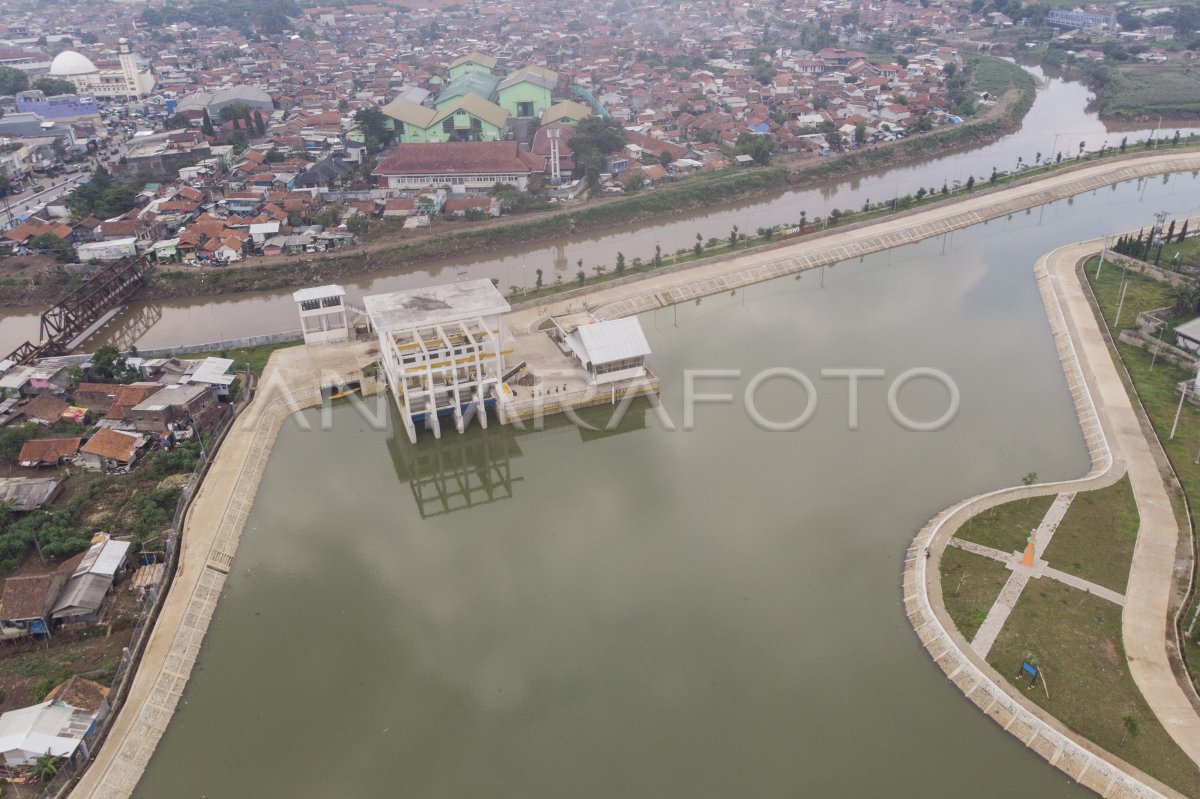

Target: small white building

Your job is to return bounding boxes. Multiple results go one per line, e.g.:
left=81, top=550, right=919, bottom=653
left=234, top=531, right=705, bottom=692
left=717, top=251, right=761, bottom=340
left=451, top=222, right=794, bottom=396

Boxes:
left=76, top=237, right=137, bottom=261
left=0, top=698, right=99, bottom=767
left=292, top=284, right=350, bottom=345
left=564, top=317, right=652, bottom=385
left=364, top=279, right=512, bottom=443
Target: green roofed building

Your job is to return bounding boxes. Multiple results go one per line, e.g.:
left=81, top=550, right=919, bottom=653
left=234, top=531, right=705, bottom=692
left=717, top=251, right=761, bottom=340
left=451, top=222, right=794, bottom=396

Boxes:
left=378, top=57, right=557, bottom=145
left=448, top=52, right=498, bottom=80
left=497, top=66, right=557, bottom=119
left=435, top=72, right=501, bottom=110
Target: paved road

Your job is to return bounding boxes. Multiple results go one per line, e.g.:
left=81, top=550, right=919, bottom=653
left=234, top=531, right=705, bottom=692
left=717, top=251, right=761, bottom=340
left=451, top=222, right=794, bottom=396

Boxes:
left=1044, top=238, right=1200, bottom=766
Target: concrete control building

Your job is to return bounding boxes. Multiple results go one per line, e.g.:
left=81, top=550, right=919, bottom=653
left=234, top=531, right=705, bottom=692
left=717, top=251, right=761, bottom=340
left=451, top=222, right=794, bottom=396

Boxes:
left=293, top=285, right=350, bottom=345
left=364, top=279, right=512, bottom=443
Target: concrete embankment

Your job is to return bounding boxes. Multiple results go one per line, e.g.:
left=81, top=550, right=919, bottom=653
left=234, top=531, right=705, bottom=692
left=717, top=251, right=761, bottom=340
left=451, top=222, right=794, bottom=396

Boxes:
left=68, top=150, right=1200, bottom=799
left=506, top=151, right=1200, bottom=332
left=68, top=343, right=377, bottom=799
left=903, top=237, right=1200, bottom=799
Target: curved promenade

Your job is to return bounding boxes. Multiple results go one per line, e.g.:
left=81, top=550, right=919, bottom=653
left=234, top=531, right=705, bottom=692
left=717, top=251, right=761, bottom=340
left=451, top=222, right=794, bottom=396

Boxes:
left=506, top=150, right=1200, bottom=332
left=68, top=150, right=1200, bottom=798
left=904, top=238, right=1200, bottom=799
left=69, top=344, right=375, bottom=799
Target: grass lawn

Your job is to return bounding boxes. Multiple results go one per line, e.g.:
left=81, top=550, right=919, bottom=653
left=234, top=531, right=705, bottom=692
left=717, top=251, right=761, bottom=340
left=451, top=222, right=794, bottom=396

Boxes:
left=970, top=57, right=1027, bottom=97
left=940, top=546, right=1012, bottom=641
left=1098, top=69, right=1200, bottom=119
left=1149, top=232, right=1200, bottom=272
left=1042, top=476, right=1139, bottom=594
left=181, top=341, right=299, bottom=375
left=1084, top=260, right=1200, bottom=675
left=955, top=493, right=1055, bottom=554
left=987, top=581, right=1200, bottom=797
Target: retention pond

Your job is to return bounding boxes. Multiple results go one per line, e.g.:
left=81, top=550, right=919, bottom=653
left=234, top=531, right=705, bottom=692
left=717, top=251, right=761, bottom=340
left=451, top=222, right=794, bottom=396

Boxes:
left=133, top=173, right=1199, bottom=797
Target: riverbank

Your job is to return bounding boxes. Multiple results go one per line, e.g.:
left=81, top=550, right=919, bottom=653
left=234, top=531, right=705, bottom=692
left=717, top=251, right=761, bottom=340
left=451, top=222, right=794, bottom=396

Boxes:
left=906, top=234, right=1200, bottom=799
left=63, top=152, right=1200, bottom=799
left=0, top=61, right=1038, bottom=313
left=67, top=341, right=377, bottom=799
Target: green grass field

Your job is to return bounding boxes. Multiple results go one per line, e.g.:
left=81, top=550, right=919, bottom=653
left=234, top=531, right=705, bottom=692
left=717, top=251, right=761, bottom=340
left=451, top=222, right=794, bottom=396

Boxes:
left=970, top=57, right=1028, bottom=97
left=940, top=546, right=1012, bottom=641
left=1042, top=476, right=1139, bottom=593
left=988, top=581, right=1200, bottom=796
left=1084, top=258, right=1200, bottom=692
left=181, top=341, right=298, bottom=375
left=955, top=493, right=1056, bottom=554
left=1098, top=68, right=1200, bottom=119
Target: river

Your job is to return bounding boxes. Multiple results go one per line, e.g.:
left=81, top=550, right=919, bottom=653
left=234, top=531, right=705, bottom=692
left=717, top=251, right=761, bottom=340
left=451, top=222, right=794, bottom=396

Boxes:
left=130, top=172, right=1200, bottom=797
left=2, top=67, right=1199, bottom=353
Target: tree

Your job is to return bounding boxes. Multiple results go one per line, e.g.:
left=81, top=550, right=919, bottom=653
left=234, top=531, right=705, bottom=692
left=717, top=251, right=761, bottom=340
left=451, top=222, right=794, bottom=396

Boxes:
left=615, top=252, right=626, bottom=273
left=535, top=268, right=543, bottom=290
left=734, top=132, right=772, bottom=166
left=854, top=121, right=867, bottom=145
left=1119, top=136, right=1127, bottom=154
left=0, top=66, right=28, bottom=95
left=164, top=113, right=191, bottom=130
left=219, top=101, right=252, bottom=126
left=659, top=150, right=674, bottom=167
left=694, top=232, right=702, bottom=257
left=253, top=109, right=266, bottom=136
left=201, top=109, right=215, bottom=137
left=346, top=215, right=369, bottom=235
left=728, top=224, right=739, bottom=249
left=32, top=752, right=61, bottom=782
left=226, top=129, right=250, bottom=154
left=32, top=77, right=76, bottom=97
left=1021, top=471, right=1038, bottom=487
left=353, top=107, right=392, bottom=153
left=570, top=117, right=627, bottom=189
left=31, top=232, right=74, bottom=263
left=265, top=147, right=285, bottom=163
left=576, top=269, right=586, bottom=286
left=88, top=345, right=138, bottom=384
left=966, top=175, right=975, bottom=190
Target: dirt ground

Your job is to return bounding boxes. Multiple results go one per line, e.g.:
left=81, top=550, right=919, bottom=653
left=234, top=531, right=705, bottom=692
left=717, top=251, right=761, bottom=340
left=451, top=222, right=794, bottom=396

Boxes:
left=0, top=548, right=138, bottom=713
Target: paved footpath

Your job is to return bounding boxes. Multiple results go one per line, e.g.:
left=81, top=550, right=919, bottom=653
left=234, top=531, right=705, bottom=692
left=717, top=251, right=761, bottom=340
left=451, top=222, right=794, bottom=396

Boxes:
left=1044, top=239, right=1200, bottom=766
left=905, top=230, right=1200, bottom=798
left=970, top=492, right=1077, bottom=658
left=506, top=150, right=1200, bottom=334
left=70, top=343, right=376, bottom=799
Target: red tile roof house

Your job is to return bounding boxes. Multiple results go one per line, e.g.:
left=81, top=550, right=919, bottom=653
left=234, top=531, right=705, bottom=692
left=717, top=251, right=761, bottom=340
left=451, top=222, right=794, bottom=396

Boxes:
left=0, top=572, right=66, bottom=639
left=372, top=141, right=540, bottom=193
left=17, top=437, right=83, bottom=468
left=79, top=429, right=145, bottom=471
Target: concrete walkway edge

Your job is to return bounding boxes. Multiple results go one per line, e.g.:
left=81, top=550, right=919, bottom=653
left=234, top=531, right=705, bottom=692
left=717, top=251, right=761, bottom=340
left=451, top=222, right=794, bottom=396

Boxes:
left=66, top=349, right=340, bottom=798
left=904, top=238, right=1200, bottom=799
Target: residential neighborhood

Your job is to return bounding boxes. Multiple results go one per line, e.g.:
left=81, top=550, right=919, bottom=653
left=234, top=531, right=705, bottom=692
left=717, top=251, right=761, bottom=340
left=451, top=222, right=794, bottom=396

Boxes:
left=2, top=0, right=1164, bottom=271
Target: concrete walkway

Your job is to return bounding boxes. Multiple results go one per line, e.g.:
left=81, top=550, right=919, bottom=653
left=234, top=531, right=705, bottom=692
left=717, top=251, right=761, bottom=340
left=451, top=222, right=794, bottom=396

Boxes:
left=1044, top=239, right=1200, bottom=767
left=905, top=230, right=1200, bottom=799
left=506, top=151, right=1200, bottom=334
left=67, top=150, right=1200, bottom=799
left=69, top=343, right=376, bottom=799
left=971, top=492, right=1076, bottom=657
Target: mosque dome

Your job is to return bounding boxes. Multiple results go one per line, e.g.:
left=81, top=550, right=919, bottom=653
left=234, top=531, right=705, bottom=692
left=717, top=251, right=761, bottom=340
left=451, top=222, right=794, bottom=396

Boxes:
left=49, top=51, right=97, bottom=77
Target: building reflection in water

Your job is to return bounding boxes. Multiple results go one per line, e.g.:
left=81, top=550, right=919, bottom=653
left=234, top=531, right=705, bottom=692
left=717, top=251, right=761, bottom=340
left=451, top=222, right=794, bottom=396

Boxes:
left=387, top=397, right=653, bottom=518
